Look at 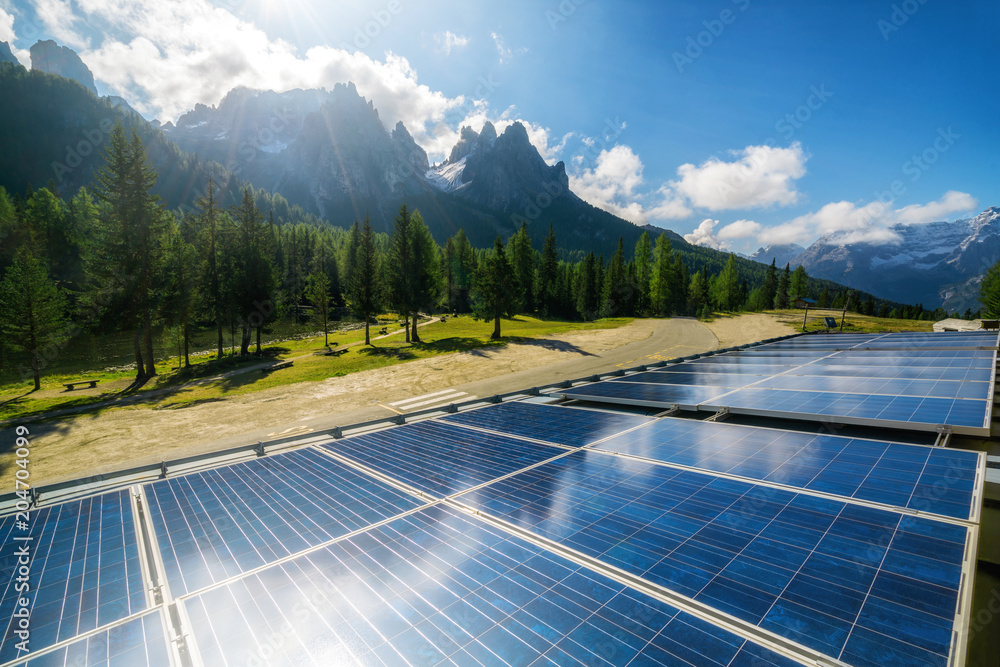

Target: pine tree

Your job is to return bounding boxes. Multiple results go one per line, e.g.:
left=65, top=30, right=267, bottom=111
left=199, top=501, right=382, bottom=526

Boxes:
left=306, top=264, right=332, bottom=347
left=774, top=263, right=791, bottom=309
left=0, top=248, right=68, bottom=390
left=388, top=204, right=415, bottom=342
left=472, top=236, right=518, bottom=339
left=575, top=252, right=599, bottom=321
left=649, top=233, right=673, bottom=316
left=507, top=221, right=534, bottom=313
left=710, top=253, right=740, bottom=311
left=633, top=231, right=652, bottom=316
left=688, top=269, right=709, bottom=314
left=350, top=216, right=384, bottom=345
left=195, top=178, right=227, bottom=357
left=980, top=260, right=1000, bottom=318
left=601, top=237, right=628, bottom=317
left=91, top=122, right=167, bottom=385
left=408, top=211, right=440, bottom=343
left=789, top=265, right=808, bottom=302
left=762, top=259, right=778, bottom=310
left=161, top=221, right=198, bottom=367
left=537, top=224, right=559, bottom=316
left=229, top=187, right=275, bottom=355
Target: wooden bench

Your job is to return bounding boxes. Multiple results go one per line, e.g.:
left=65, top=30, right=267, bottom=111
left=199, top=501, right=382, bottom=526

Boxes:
left=379, top=328, right=388, bottom=335
left=64, top=380, right=99, bottom=391
left=260, top=360, right=293, bottom=373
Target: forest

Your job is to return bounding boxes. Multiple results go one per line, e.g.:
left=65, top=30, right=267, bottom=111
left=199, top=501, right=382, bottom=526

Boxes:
left=0, top=123, right=955, bottom=391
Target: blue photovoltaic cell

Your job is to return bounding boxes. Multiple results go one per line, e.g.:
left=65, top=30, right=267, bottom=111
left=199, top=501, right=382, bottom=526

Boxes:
left=611, top=371, right=765, bottom=387
left=709, top=387, right=989, bottom=431
left=184, top=505, right=799, bottom=667
left=440, top=401, right=651, bottom=447
left=323, top=421, right=564, bottom=498
left=819, top=354, right=995, bottom=369
left=12, top=612, right=171, bottom=667
left=689, top=357, right=804, bottom=366
left=561, top=382, right=733, bottom=407
left=754, top=374, right=990, bottom=400
left=659, top=363, right=789, bottom=376
left=785, top=364, right=994, bottom=382
left=459, top=451, right=968, bottom=666
left=592, top=417, right=979, bottom=519
left=0, top=490, right=146, bottom=663
left=144, top=447, right=424, bottom=597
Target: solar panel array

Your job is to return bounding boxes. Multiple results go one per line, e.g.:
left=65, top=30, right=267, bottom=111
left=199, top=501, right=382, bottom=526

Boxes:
left=0, top=332, right=987, bottom=667
left=560, top=331, right=999, bottom=435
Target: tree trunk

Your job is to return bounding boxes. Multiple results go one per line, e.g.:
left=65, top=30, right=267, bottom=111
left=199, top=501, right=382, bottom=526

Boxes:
left=404, top=314, right=410, bottom=343
left=216, top=321, right=224, bottom=359
left=31, top=350, right=40, bottom=391
left=256, top=325, right=261, bottom=355
left=143, top=310, right=156, bottom=378
left=183, top=320, right=191, bottom=367
left=365, top=319, right=371, bottom=346
left=492, top=315, right=502, bottom=340
left=411, top=312, right=421, bottom=343
left=133, top=328, right=146, bottom=385
left=240, top=323, right=250, bottom=356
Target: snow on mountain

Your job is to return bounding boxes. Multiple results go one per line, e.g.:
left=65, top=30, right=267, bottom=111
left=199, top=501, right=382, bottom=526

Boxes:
left=748, top=243, right=805, bottom=268
left=792, top=207, right=1000, bottom=311
left=425, top=157, right=468, bottom=192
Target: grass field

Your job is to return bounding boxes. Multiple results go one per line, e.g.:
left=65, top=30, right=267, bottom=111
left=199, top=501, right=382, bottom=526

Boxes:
left=0, top=315, right=633, bottom=422
left=769, top=308, right=935, bottom=333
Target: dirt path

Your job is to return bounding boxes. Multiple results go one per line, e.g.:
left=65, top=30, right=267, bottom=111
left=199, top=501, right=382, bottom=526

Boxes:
left=704, top=313, right=796, bottom=347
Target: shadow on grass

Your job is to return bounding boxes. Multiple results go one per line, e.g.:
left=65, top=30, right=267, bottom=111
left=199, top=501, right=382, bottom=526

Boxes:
left=357, top=346, right=416, bottom=361
left=0, top=390, right=34, bottom=409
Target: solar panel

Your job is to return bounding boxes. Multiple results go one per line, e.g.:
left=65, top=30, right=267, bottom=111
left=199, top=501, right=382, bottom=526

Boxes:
left=707, top=387, right=990, bottom=434
left=144, top=447, right=424, bottom=597
left=0, top=490, right=147, bottom=663
left=456, top=450, right=972, bottom=665
left=560, top=382, right=734, bottom=409
left=322, top=421, right=566, bottom=497
left=183, top=504, right=800, bottom=667
left=440, top=401, right=652, bottom=447
left=590, top=417, right=980, bottom=520
left=753, top=375, right=991, bottom=400
left=10, top=612, right=171, bottom=667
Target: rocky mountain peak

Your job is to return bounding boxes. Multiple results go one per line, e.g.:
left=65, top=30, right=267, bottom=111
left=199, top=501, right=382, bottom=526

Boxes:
left=447, top=126, right=480, bottom=164
left=0, top=41, right=19, bottom=66
left=392, top=121, right=429, bottom=174
left=29, top=40, right=97, bottom=96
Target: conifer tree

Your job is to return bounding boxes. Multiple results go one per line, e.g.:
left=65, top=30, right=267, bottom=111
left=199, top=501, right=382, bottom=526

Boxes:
left=472, top=236, right=518, bottom=339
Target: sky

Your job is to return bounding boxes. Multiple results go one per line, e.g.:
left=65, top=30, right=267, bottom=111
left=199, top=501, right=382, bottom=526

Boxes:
left=1, top=0, right=997, bottom=253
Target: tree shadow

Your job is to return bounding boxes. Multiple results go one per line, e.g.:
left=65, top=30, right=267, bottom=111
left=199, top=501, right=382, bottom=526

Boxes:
left=358, top=346, right=416, bottom=361
left=0, top=390, right=34, bottom=409
left=509, top=338, right=596, bottom=356
left=416, top=337, right=503, bottom=357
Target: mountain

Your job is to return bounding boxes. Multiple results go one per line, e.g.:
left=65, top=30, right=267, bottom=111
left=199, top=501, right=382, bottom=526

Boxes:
left=749, top=243, right=805, bottom=269
left=0, top=42, right=19, bottom=66
left=29, top=39, right=98, bottom=96
left=0, top=60, right=240, bottom=211
left=789, top=207, right=1000, bottom=312
left=162, top=83, right=651, bottom=253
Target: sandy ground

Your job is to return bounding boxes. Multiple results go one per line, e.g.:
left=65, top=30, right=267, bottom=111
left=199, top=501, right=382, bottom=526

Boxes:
left=703, top=313, right=795, bottom=348
left=9, top=314, right=794, bottom=487
left=15, top=319, right=663, bottom=485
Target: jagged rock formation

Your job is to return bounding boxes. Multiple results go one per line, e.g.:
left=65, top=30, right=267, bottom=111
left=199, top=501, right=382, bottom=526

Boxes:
left=29, top=40, right=97, bottom=96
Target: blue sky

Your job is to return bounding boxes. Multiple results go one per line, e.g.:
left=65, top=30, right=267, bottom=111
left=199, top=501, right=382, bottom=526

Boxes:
left=1, top=0, right=996, bottom=251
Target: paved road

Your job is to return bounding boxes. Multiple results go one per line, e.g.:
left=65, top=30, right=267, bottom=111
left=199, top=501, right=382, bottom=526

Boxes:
left=197, top=317, right=718, bottom=453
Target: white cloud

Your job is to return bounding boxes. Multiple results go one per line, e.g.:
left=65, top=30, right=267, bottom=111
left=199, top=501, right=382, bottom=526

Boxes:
left=684, top=219, right=727, bottom=250
left=433, top=31, right=469, bottom=55
left=646, top=186, right=693, bottom=221
left=718, top=219, right=761, bottom=240
left=0, top=5, right=29, bottom=65
left=754, top=190, right=978, bottom=248
left=894, top=190, right=977, bottom=225
left=491, top=31, right=527, bottom=64
left=33, top=0, right=88, bottom=49
left=570, top=145, right=647, bottom=223
left=671, top=143, right=808, bottom=211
